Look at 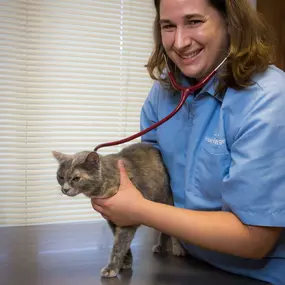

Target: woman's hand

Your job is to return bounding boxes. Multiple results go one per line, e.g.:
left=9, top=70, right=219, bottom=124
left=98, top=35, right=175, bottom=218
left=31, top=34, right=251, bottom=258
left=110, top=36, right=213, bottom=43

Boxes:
left=91, top=160, right=145, bottom=227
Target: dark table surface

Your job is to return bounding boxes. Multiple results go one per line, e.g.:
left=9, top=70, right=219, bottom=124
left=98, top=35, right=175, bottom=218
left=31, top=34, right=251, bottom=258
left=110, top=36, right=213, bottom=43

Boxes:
left=0, top=220, right=269, bottom=285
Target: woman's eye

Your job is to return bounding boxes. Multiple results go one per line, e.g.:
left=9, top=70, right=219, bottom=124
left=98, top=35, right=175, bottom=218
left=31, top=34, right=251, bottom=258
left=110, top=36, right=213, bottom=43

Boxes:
left=72, top=176, right=80, bottom=182
left=161, top=24, right=175, bottom=30
left=187, top=20, right=202, bottom=26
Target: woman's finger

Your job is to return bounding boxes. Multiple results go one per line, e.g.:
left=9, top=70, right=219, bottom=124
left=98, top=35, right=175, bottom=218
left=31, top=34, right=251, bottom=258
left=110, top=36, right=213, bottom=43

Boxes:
left=91, top=198, right=107, bottom=206
left=91, top=200, right=104, bottom=214
left=101, top=214, right=109, bottom=220
left=118, top=159, right=130, bottom=186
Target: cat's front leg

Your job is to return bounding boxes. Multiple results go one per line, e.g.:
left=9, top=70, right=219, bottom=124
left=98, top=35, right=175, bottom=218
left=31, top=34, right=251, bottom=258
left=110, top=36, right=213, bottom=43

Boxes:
left=152, top=232, right=169, bottom=254
left=101, top=226, right=137, bottom=278
left=171, top=237, right=187, bottom=256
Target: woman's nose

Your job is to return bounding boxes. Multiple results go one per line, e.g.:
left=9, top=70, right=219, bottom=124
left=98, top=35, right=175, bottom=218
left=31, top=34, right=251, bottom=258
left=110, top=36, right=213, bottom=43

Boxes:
left=174, top=27, right=192, bottom=50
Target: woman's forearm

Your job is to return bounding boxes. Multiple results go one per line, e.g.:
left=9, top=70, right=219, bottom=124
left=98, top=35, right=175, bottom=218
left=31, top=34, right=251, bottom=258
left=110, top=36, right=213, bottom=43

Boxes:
left=136, top=200, right=277, bottom=259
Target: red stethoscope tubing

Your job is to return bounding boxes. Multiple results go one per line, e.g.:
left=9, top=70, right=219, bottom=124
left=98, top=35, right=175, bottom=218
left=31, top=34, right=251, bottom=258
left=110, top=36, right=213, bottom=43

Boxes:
left=94, top=55, right=228, bottom=152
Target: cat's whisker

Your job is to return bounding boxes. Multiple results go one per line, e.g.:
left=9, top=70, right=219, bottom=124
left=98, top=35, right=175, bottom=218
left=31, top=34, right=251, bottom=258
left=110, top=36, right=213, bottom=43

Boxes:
left=50, top=186, right=63, bottom=197
left=51, top=188, right=61, bottom=193
left=51, top=187, right=60, bottom=191
left=54, top=191, right=64, bottom=197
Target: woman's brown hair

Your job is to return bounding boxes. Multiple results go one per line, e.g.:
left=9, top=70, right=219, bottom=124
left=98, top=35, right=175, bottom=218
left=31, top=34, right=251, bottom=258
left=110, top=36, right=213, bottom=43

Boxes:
left=146, top=0, right=276, bottom=95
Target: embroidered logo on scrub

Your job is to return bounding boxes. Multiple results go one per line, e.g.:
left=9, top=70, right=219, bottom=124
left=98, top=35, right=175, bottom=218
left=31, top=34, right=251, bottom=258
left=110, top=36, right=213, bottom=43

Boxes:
left=205, top=133, right=225, bottom=146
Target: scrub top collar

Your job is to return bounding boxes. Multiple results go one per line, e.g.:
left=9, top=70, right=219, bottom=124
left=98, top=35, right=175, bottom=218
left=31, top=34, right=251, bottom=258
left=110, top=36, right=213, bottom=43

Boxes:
left=173, top=72, right=226, bottom=102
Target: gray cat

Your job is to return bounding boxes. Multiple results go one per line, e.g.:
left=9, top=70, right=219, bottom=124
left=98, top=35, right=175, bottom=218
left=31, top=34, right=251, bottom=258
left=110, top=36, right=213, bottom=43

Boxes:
left=52, top=142, right=186, bottom=278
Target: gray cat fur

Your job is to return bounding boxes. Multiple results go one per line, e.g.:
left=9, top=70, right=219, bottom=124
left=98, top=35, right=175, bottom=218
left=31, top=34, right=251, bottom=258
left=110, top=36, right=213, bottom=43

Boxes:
left=53, top=142, right=186, bottom=278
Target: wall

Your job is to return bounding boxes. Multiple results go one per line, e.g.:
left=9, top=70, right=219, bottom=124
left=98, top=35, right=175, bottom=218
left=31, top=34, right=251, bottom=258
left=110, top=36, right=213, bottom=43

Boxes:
left=257, top=0, right=285, bottom=71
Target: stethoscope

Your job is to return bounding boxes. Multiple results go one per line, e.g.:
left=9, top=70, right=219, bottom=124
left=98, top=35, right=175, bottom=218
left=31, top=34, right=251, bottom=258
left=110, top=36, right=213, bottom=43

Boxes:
left=94, top=54, right=229, bottom=152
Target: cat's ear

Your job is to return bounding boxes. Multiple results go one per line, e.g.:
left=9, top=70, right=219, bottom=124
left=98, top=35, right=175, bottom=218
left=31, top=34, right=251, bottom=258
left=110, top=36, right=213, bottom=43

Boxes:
left=52, top=151, right=72, bottom=163
left=84, top=151, right=100, bottom=169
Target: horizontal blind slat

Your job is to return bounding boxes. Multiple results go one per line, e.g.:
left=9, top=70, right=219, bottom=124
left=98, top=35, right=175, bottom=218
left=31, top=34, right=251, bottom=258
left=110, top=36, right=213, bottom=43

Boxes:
left=0, top=0, right=154, bottom=226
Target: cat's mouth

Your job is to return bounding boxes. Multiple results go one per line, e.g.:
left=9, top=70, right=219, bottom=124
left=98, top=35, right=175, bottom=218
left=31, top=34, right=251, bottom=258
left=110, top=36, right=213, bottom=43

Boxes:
left=66, top=192, right=77, bottom=197
left=62, top=188, right=78, bottom=197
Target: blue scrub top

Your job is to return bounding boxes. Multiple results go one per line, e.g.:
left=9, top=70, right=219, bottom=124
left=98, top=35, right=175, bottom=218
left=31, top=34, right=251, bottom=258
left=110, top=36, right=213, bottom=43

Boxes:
left=140, top=65, right=285, bottom=285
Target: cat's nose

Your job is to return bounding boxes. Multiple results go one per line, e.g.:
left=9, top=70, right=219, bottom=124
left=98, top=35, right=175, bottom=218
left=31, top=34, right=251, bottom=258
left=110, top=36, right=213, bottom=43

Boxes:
left=62, top=183, right=70, bottom=194
left=62, top=188, right=68, bottom=194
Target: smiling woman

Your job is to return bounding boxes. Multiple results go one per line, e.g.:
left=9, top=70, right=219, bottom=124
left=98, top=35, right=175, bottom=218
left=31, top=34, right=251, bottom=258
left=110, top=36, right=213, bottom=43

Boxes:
left=159, top=0, right=228, bottom=81
left=147, top=0, right=276, bottom=95
left=91, top=0, right=285, bottom=284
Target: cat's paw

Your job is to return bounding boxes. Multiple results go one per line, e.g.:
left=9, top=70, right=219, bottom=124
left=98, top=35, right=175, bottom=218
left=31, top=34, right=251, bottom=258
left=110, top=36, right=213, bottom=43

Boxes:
left=152, top=244, right=164, bottom=254
left=172, top=242, right=187, bottom=257
left=121, top=262, right=132, bottom=270
left=100, top=266, right=119, bottom=278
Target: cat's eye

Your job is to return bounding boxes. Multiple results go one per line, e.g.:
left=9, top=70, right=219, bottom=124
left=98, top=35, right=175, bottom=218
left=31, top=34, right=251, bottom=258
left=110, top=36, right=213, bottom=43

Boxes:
left=72, top=176, right=80, bottom=182
left=57, top=174, right=64, bottom=180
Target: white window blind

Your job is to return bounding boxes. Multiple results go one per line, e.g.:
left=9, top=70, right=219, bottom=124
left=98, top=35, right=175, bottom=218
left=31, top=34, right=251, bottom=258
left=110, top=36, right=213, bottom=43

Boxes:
left=0, top=0, right=155, bottom=226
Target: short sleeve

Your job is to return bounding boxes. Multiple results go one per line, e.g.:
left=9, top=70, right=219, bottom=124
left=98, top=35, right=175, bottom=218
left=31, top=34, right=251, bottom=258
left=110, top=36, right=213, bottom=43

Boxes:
left=140, top=81, right=161, bottom=150
left=222, top=87, right=285, bottom=227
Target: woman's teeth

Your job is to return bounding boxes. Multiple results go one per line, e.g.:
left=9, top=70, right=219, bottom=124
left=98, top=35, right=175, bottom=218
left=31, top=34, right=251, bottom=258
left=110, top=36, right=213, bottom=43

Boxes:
left=181, top=50, right=200, bottom=59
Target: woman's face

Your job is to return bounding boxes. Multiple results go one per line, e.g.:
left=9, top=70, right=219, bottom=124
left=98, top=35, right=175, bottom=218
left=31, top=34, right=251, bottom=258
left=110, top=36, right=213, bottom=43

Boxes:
left=159, top=0, right=229, bottom=80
